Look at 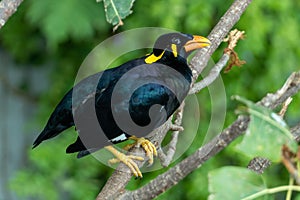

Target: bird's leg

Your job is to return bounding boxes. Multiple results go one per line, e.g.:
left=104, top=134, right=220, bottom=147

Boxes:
left=105, top=145, right=144, bottom=178
left=123, top=136, right=157, bottom=165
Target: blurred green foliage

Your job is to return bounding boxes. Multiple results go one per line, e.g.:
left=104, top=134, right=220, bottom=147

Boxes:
left=0, top=0, right=300, bottom=199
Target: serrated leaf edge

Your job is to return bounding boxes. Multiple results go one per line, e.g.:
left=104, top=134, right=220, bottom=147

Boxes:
left=102, top=0, right=135, bottom=31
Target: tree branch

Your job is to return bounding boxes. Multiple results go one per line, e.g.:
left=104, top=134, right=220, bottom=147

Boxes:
left=189, top=53, right=230, bottom=94
left=117, top=71, right=300, bottom=200
left=157, top=102, right=185, bottom=167
left=96, top=0, right=253, bottom=199
left=291, top=122, right=300, bottom=142
left=0, top=0, right=24, bottom=29
left=189, top=0, right=252, bottom=78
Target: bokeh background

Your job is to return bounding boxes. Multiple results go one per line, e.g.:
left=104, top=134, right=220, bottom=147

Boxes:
left=0, top=0, right=299, bottom=199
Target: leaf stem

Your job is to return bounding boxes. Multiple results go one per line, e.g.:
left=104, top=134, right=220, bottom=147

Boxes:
left=285, top=177, right=293, bottom=200
left=241, top=185, right=300, bottom=200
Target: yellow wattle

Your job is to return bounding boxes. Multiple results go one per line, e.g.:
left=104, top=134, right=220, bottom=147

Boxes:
left=145, top=51, right=165, bottom=64
left=171, top=44, right=178, bottom=57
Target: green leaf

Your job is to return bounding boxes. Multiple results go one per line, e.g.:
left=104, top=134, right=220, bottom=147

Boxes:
left=208, top=166, right=267, bottom=200
left=102, top=0, right=135, bottom=31
left=234, top=96, right=297, bottom=162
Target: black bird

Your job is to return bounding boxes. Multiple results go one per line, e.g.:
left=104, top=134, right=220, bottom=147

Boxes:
left=33, top=32, right=210, bottom=177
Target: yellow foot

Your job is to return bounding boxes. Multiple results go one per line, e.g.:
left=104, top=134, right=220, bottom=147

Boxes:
left=123, top=136, right=157, bottom=165
left=105, top=146, right=144, bottom=178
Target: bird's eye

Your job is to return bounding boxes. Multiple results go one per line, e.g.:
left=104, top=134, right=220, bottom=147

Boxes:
left=172, top=38, right=181, bottom=45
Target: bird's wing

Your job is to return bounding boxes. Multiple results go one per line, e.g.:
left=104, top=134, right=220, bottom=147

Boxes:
left=105, top=63, right=189, bottom=137
left=72, top=71, right=109, bottom=112
left=33, top=70, right=114, bottom=148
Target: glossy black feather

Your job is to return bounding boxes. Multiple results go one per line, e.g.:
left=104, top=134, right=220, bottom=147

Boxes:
left=33, top=33, right=194, bottom=157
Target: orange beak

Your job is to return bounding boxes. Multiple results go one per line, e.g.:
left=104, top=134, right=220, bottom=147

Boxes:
left=184, top=35, right=211, bottom=52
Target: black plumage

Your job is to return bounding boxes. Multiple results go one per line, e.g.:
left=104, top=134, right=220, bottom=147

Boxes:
left=33, top=32, right=210, bottom=159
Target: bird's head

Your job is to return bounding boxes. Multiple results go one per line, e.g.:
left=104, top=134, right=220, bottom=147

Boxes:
left=145, top=32, right=211, bottom=64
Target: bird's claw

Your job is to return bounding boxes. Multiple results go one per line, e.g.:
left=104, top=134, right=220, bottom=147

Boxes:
left=106, top=136, right=157, bottom=178
left=108, top=154, right=144, bottom=178
left=126, top=136, right=157, bottom=166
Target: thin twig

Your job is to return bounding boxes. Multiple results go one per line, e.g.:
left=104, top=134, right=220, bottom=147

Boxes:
left=279, top=97, right=293, bottom=117
left=291, top=122, right=300, bottom=142
left=259, top=71, right=300, bottom=109
left=281, top=145, right=300, bottom=185
left=189, top=53, right=230, bottom=94
left=158, top=102, right=185, bottom=167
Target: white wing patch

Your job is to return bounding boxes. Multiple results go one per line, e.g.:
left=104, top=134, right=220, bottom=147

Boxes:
left=111, top=133, right=127, bottom=142
left=160, top=105, right=165, bottom=112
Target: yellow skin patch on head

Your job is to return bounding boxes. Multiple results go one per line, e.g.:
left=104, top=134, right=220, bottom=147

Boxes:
left=145, top=51, right=165, bottom=64
left=171, top=44, right=178, bottom=58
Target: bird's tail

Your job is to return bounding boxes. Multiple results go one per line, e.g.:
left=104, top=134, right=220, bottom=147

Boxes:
left=66, top=136, right=101, bottom=158
left=32, top=128, right=59, bottom=149
left=66, top=136, right=86, bottom=153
